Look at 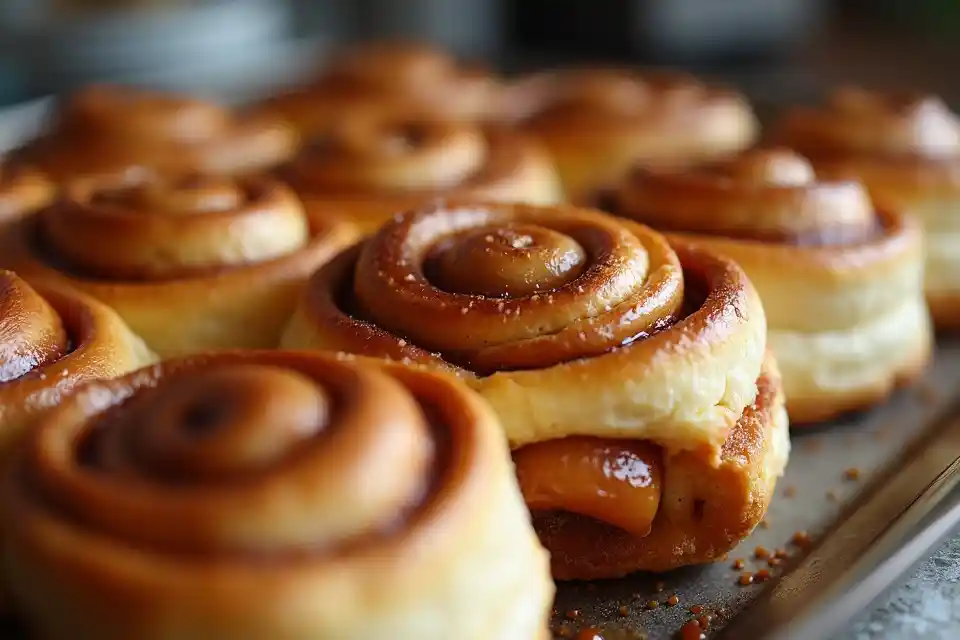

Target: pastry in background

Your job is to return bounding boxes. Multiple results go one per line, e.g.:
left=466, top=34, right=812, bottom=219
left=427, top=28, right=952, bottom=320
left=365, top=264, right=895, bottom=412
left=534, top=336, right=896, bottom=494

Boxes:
left=0, top=159, right=53, bottom=227
left=0, top=270, right=154, bottom=467
left=774, top=88, right=960, bottom=331
left=18, top=85, right=298, bottom=182
left=611, top=148, right=931, bottom=423
left=283, top=201, right=790, bottom=578
left=499, top=68, right=759, bottom=202
left=256, top=40, right=501, bottom=137
left=0, top=171, right=356, bottom=357
left=280, top=108, right=562, bottom=235
left=2, top=350, right=553, bottom=640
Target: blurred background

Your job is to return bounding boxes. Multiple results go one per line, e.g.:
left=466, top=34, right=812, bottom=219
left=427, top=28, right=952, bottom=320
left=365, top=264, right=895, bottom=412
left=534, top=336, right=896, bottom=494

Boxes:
left=0, top=0, right=957, bottom=107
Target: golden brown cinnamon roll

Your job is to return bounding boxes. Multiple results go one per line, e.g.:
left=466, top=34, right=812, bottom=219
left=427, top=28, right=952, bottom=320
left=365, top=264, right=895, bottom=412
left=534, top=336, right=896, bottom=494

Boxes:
left=20, top=85, right=297, bottom=182
left=282, top=201, right=789, bottom=578
left=0, top=159, right=52, bottom=226
left=774, top=88, right=960, bottom=331
left=2, top=350, right=553, bottom=639
left=1, top=171, right=356, bottom=357
left=281, top=110, right=562, bottom=234
left=499, top=68, right=759, bottom=201
left=256, top=41, right=501, bottom=136
left=610, top=148, right=931, bottom=423
left=0, top=270, right=154, bottom=465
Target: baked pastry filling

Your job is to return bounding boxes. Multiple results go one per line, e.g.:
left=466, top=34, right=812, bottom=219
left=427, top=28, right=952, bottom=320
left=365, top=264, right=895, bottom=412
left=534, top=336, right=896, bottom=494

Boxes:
left=514, top=437, right=663, bottom=538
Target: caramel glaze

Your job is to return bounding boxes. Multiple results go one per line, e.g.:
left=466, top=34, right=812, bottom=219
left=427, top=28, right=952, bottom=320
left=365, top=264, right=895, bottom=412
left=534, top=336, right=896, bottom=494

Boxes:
left=290, top=201, right=750, bottom=378
left=608, top=148, right=891, bottom=247
left=10, top=351, right=471, bottom=559
left=533, top=363, right=780, bottom=579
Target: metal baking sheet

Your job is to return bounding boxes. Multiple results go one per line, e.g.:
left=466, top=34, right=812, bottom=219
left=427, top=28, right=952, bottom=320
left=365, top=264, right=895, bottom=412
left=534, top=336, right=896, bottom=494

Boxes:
left=549, top=342, right=960, bottom=639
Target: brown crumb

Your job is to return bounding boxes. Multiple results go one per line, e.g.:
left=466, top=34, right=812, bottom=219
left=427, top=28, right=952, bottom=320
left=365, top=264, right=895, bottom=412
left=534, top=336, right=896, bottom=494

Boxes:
left=768, top=557, right=783, bottom=567
left=565, top=609, right=581, bottom=621
left=783, top=485, right=797, bottom=498
left=754, top=569, right=772, bottom=582
left=738, top=572, right=754, bottom=585
left=775, top=548, right=790, bottom=559
left=576, top=627, right=602, bottom=640
left=646, top=600, right=659, bottom=610
left=754, top=546, right=770, bottom=559
left=679, top=620, right=704, bottom=640
left=667, top=594, right=680, bottom=607
left=698, top=614, right=714, bottom=630
left=719, top=553, right=728, bottom=561
left=689, top=605, right=704, bottom=615
left=844, top=468, right=861, bottom=481
left=732, top=558, right=745, bottom=570
left=618, top=605, right=629, bottom=617
left=655, top=581, right=666, bottom=592
left=792, top=530, right=813, bottom=548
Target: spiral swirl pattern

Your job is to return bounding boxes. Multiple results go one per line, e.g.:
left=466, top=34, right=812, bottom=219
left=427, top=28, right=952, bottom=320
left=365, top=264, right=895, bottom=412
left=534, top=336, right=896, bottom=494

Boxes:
left=499, top=68, right=759, bottom=200
left=256, top=41, right=501, bottom=136
left=22, top=85, right=297, bottom=181
left=283, top=201, right=767, bottom=458
left=0, top=159, right=52, bottom=226
left=613, top=148, right=931, bottom=423
left=3, top=351, right=552, bottom=640
left=282, top=110, right=562, bottom=235
left=0, top=270, right=154, bottom=463
left=2, top=171, right=356, bottom=357
left=775, top=88, right=960, bottom=332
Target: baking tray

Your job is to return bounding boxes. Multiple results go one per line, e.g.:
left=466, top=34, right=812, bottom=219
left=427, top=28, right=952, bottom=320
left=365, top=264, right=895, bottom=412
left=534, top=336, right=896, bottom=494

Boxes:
left=2, top=94, right=959, bottom=640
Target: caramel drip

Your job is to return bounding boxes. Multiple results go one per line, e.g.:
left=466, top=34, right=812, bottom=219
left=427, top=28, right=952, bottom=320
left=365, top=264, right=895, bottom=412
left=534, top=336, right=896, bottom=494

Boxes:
left=779, top=87, right=960, bottom=158
left=616, top=148, right=879, bottom=245
left=344, top=202, right=684, bottom=374
left=25, top=353, right=437, bottom=555
left=40, top=172, right=311, bottom=280
left=514, top=437, right=663, bottom=537
left=0, top=272, right=68, bottom=383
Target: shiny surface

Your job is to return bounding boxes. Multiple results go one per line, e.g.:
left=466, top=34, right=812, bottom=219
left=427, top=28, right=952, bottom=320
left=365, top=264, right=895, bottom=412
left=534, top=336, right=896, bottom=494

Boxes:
left=515, top=437, right=662, bottom=537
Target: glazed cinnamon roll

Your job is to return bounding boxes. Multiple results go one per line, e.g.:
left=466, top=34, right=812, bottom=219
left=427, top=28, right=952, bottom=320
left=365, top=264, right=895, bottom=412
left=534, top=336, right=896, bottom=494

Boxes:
left=2, top=350, right=553, bottom=639
left=256, top=41, right=501, bottom=136
left=20, top=85, right=297, bottom=181
left=774, top=88, right=960, bottom=331
left=0, top=270, right=154, bottom=465
left=0, top=159, right=52, bottom=226
left=281, top=109, right=562, bottom=234
left=610, top=148, right=931, bottom=423
left=1, top=171, right=356, bottom=357
left=499, top=68, right=759, bottom=201
left=283, top=201, right=790, bottom=578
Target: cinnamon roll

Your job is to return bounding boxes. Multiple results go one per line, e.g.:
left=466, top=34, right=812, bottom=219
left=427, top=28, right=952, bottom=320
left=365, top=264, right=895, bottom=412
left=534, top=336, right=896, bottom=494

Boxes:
left=0, top=159, right=52, bottom=226
left=2, top=350, right=553, bottom=639
left=282, top=201, right=790, bottom=578
left=610, top=148, right=931, bottom=423
left=499, top=68, right=759, bottom=201
left=1, top=171, right=357, bottom=357
left=774, top=88, right=960, bottom=331
left=281, top=109, right=562, bottom=235
left=256, top=41, right=501, bottom=136
left=20, top=85, right=297, bottom=182
left=0, top=270, right=154, bottom=466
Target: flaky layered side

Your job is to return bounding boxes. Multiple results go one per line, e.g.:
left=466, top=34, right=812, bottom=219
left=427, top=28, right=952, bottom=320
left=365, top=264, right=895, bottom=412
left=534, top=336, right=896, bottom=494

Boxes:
left=498, top=68, right=758, bottom=201
left=2, top=351, right=553, bottom=640
left=19, top=85, right=297, bottom=181
left=774, top=88, right=960, bottom=331
left=1, top=172, right=356, bottom=357
left=613, top=148, right=931, bottom=423
left=280, top=110, right=562, bottom=235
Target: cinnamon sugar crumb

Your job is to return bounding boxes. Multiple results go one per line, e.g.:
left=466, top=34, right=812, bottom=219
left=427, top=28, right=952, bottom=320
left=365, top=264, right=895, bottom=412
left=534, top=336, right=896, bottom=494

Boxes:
left=667, top=594, right=680, bottom=607
left=844, top=468, right=861, bottom=481
left=689, top=605, right=704, bottom=615
left=768, top=557, right=783, bottom=567
left=792, top=530, right=813, bottom=548
left=732, top=558, right=745, bottom=570
left=738, top=573, right=754, bottom=585
left=618, top=605, right=629, bottom=617
left=565, top=609, right=581, bottom=620
left=754, top=569, right=772, bottom=582
left=754, top=546, right=770, bottom=559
